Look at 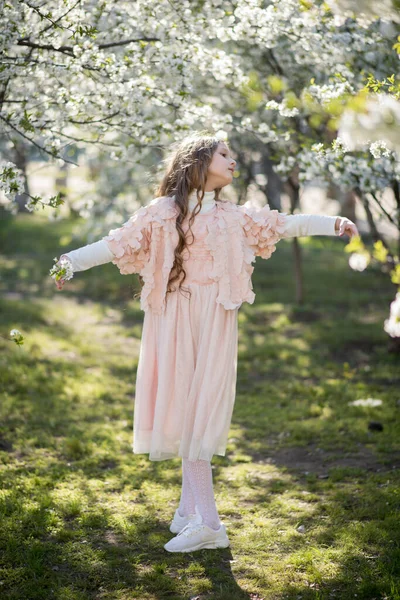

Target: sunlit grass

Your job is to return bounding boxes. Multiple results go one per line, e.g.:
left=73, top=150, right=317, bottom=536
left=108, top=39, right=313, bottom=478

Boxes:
left=0, top=211, right=399, bottom=599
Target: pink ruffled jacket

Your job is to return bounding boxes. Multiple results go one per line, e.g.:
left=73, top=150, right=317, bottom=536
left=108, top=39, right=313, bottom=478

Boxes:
left=62, top=195, right=339, bottom=315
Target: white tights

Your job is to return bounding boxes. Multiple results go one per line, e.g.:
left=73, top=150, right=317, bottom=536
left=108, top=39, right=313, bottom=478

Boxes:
left=178, top=458, right=221, bottom=531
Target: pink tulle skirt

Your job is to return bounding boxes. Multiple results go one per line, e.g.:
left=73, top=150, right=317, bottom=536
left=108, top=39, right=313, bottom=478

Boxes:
left=132, top=281, right=239, bottom=461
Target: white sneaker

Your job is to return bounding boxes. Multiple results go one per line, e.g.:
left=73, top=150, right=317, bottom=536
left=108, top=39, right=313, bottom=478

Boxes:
left=164, top=506, right=230, bottom=553
left=169, top=508, right=192, bottom=534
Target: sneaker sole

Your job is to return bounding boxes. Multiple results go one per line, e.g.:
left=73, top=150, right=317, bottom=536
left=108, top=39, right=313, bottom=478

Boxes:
left=164, top=537, right=230, bottom=552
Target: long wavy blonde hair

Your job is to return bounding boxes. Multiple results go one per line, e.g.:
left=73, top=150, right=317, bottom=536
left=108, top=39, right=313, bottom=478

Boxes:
left=134, top=131, right=229, bottom=305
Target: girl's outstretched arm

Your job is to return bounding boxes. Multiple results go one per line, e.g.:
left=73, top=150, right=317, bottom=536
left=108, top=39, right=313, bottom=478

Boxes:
left=53, top=203, right=152, bottom=289
left=59, top=240, right=116, bottom=271
left=240, top=202, right=359, bottom=260
left=281, top=213, right=358, bottom=239
left=53, top=240, right=116, bottom=290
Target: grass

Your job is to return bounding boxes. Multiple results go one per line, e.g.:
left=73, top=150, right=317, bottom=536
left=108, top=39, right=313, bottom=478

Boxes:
left=0, top=210, right=399, bottom=600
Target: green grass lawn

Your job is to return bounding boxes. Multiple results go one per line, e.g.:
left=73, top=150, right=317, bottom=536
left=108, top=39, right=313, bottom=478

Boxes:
left=1, top=211, right=399, bottom=600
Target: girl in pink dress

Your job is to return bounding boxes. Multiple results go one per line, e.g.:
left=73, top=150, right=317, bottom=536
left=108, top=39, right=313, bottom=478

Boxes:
left=53, top=132, right=358, bottom=553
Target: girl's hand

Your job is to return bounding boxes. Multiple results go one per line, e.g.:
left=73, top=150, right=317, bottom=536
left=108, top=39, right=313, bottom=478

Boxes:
left=335, top=216, right=359, bottom=238
left=55, top=275, right=66, bottom=290
left=50, top=256, right=74, bottom=290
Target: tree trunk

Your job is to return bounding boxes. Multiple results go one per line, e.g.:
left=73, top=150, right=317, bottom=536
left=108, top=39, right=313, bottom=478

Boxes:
left=286, top=172, right=303, bottom=304
left=235, top=148, right=253, bottom=205
left=392, top=180, right=400, bottom=259
left=292, top=237, right=303, bottom=305
left=261, top=153, right=282, bottom=210
left=55, top=161, right=68, bottom=204
left=327, top=182, right=357, bottom=222
left=13, top=142, right=31, bottom=214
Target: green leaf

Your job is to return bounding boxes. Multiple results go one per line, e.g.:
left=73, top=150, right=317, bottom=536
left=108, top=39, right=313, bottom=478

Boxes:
left=19, top=110, right=35, bottom=133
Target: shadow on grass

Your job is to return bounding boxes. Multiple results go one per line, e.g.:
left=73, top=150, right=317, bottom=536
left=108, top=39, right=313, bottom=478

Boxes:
left=1, top=212, right=400, bottom=599
left=1, top=455, right=252, bottom=599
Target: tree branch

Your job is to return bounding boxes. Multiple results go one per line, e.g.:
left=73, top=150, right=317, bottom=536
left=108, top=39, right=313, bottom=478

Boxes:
left=47, top=128, right=119, bottom=147
left=41, top=3, right=81, bottom=36
left=0, top=114, right=78, bottom=166
left=0, top=77, right=10, bottom=112
left=16, top=36, right=160, bottom=56
left=24, top=1, right=76, bottom=35
left=68, top=111, right=121, bottom=125
left=16, top=39, right=75, bottom=56
left=370, top=191, right=397, bottom=227
left=98, top=37, right=160, bottom=49
left=355, top=188, right=394, bottom=261
left=2, top=56, right=70, bottom=68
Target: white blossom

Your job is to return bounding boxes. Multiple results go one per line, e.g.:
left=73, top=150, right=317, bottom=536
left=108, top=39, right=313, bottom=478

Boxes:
left=9, top=329, right=24, bottom=345
left=296, top=138, right=398, bottom=197
left=348, top=398, right=383, bottom=407
left=49, top=256, right=74, bottom=283
left=339, top=94, right=400, bottom=156
left=306, top=81, right=354, bottom=105
left=1, top=0, right=398, bottom=227
left=10, top=328, right=22, bottom=338
left=327, top=0, right=400, bottom=23
left=0, top=161, right=25, bottom=201
left=384, top=292, right=400, bottom=338
left=348, top=253, right=370, bottom=272
left=369, top=140, right=392, bottom=159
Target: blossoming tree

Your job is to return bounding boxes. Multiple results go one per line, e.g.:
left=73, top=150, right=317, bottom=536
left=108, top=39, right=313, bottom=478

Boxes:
left=0, top=0, right=243, bottom=212
left=2, top=0, right=399, bottom=345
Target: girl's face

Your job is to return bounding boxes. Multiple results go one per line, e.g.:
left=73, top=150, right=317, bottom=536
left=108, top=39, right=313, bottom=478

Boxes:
left=205, top=142, right=236, bottom=190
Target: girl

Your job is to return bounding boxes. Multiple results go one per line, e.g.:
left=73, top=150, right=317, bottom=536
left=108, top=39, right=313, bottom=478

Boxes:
left=52, top=132, right=358, bottom=553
